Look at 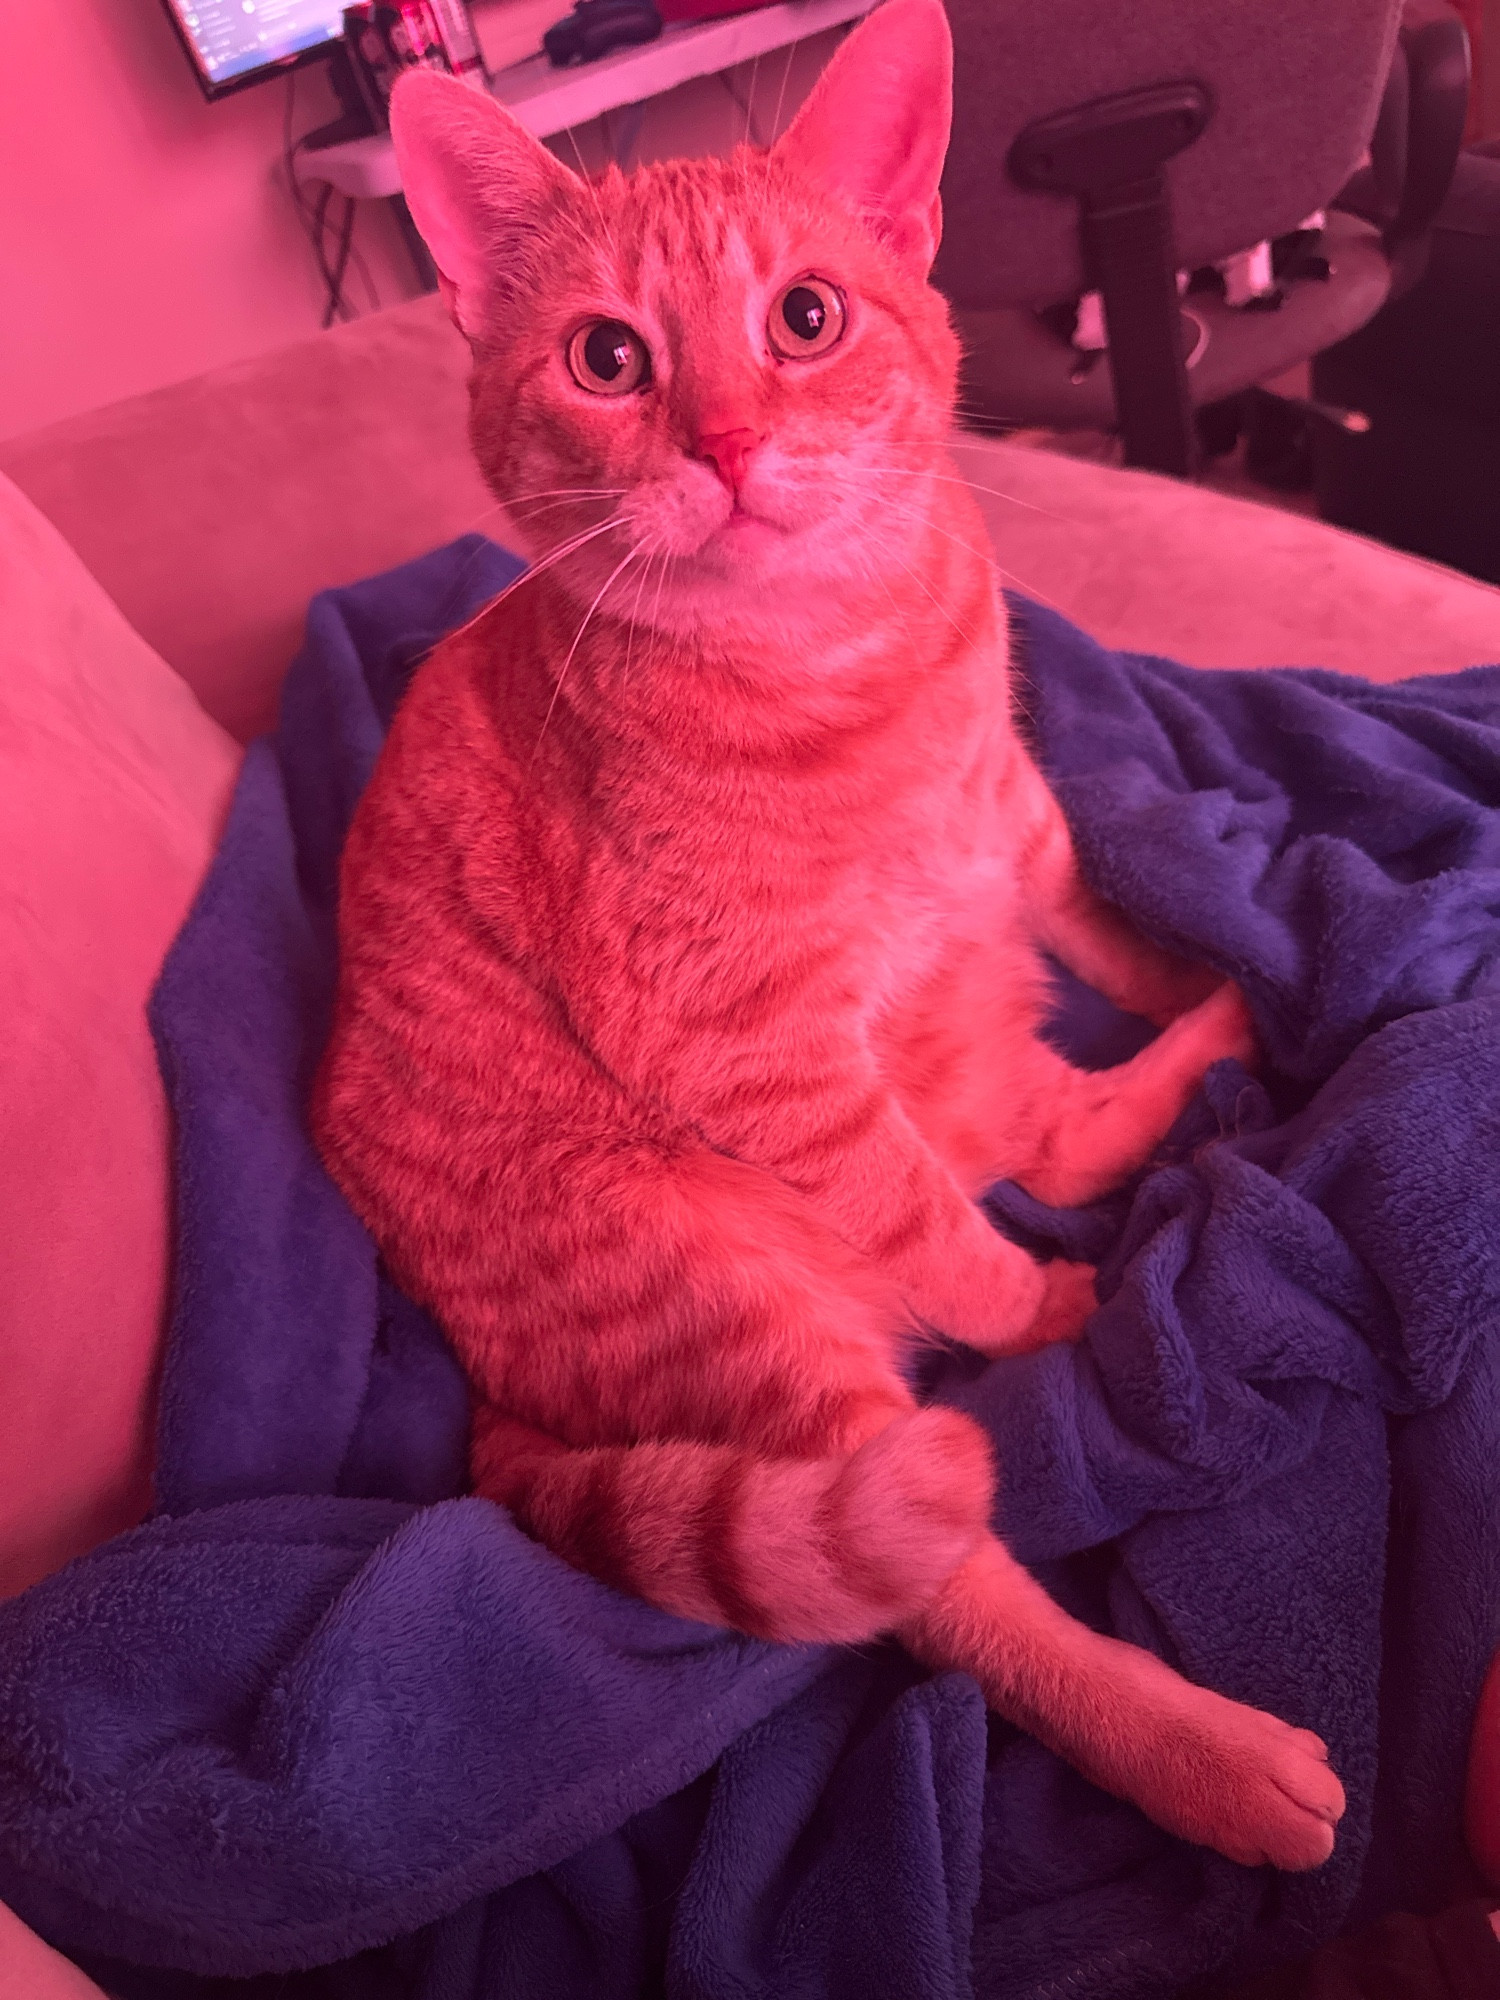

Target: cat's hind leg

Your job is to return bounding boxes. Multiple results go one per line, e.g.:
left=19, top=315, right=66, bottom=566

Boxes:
left=458, top=1139, right=1001, bottom=1642
left=472, top=1396, right=992, bottom=1643
left=899, top=1534, right=1346, bottom=1870
left=318, top=939, right=1003, bottom=1644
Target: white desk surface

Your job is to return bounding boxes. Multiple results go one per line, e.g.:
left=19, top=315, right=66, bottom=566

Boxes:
left=298, top=0, right=872, bottom=200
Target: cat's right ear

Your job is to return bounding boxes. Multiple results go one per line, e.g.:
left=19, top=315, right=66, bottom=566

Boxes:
left=389, top=70, right=577, bottom=343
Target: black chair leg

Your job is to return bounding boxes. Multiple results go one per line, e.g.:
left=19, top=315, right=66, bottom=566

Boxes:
left=1087, top=176, right=1199, bottom=477
left=1243, top=388, right=1315, bottom=491
left=1197, top=393, right=1247, bottom=460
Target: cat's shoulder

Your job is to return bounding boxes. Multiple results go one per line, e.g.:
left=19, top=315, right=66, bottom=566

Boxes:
left=379, top=617, right=534, bottom=798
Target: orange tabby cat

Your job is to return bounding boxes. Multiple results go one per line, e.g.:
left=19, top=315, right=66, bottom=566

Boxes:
left=312, top=0, right=1346, bottom=1869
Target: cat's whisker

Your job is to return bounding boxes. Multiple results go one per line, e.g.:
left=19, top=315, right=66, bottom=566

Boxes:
left=561, top=124, right=626, bottom=268
left=456, top=492, right=628, bottom=550
left=504, top=512, right=630, bottom=583
left=654, top=552, right=685, bottom=670
left=857, top=485, right=1015, bottom=577
left=623, top=538, right=663, bottom=682
left=858, top=456, right=1067, bottom=522
left=769, top=41, right=796, bottom=144
left=869, top=556, right=919, bottom=650
left=434, top=513, right=633, bottom=659
left=864, top=488, right=1069, bottom=618
left=650, top=543, right=673, bottom=640
left=530, top=542, right=645, bottom=767
left=744, top=51, right=762, bottom=147
left=459, top=499, right=508, bottom=531
left=865, top=532, right=987, bottom=656
left=409, top=533, right=512, bottom=642
left=973, top=559, right=1066, bottom=618
left=504, top=487, right=629, bottom=507
left=860, top=491, right=996, bottom=567
left=864, top=514, right=1042, bottom=728
left=504, top=494, right=630, bottom=529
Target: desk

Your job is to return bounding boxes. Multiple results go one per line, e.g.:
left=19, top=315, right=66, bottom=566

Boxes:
left=296, top=0, right=872, bottom=202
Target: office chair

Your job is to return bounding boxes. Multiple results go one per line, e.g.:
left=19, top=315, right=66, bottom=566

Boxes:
left=933, top=0, right=1470, bottom=478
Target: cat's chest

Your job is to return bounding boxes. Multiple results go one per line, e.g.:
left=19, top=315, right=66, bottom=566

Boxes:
left=533, top=750, right=1021, bottom=1028
left=860, top=771, right=1019, bottom=953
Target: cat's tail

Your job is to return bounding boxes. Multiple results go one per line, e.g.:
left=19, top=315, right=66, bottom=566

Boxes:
left=471, top=1402, right=993, bottom=1644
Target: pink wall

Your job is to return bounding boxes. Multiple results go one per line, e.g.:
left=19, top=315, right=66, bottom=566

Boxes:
left=0, top=1, right=836, bottom=445
left=0, top=0, right=427, bottom=442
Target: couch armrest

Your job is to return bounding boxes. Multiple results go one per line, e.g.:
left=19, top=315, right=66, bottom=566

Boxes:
left=0, top=1900, right=109, bottom=1999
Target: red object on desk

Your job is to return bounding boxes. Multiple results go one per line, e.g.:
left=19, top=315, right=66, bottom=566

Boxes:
left=657, top=0, right=779, bottom=20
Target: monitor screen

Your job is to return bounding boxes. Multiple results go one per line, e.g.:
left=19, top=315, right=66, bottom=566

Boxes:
left=161, top=0, right=346, bottom=98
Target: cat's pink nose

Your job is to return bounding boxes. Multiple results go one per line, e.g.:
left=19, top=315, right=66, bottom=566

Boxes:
left=695, top=427, right=760, bottom=494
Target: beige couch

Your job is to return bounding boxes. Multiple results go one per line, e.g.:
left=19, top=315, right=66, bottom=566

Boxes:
left=3, top=293, right=1500, bottom=1996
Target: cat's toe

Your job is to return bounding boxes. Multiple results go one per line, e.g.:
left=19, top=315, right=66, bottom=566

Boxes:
left=1151, top=1697, right=1346, bottom=1872
left=1232, top=1718, right=1346, bottom=1869
left=965, top=1259, right=1096, bottom=1358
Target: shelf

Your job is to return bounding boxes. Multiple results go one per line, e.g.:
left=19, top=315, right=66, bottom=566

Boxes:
left=297, top=0, right=872, bottom=199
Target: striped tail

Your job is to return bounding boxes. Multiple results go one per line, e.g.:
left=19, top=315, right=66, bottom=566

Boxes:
left=472, top=1404, right=994, bottom=1644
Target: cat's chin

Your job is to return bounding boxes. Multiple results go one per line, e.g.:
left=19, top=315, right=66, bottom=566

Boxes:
left=719, top=507, right=777, bottom=536
left=663, top=529, right=876, bottom=630
left=662, top=512, right=791, bottom=590
left=702, top=511, right=785, bottom=559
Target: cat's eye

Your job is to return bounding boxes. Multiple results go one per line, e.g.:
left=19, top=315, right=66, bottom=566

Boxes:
left=567, top=319, right=651, bottom=396
left=767, top=278, right=845, bottom=361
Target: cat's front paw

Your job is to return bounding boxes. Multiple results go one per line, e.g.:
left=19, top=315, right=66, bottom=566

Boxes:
left=1027, top=1258, right=1097, bottom=1347
left=1184, top=980, right=1259, bottom=1074
left=964, top=1258, right=1096, bottom=1358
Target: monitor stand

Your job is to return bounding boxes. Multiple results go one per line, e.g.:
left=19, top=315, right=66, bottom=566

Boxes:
left=300, top=43, right=378, bottom=154
left=299, top=44, right=438, bottom=292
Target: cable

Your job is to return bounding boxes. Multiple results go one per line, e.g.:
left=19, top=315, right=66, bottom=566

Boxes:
left=283, top=71, right=382, bottom=328
left=346, top=216, right=382, bottom=315
left=325, top=196, right=357, bottom=330
left=309, top=182, right=349, bottom=327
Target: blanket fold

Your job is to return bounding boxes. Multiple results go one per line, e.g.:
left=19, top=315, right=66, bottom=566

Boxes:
left=2, top=539, right=1497, bottom=2000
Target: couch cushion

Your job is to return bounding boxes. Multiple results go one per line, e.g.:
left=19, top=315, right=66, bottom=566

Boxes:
left=0, top=297, right=494, bottom=745
left=950, top=433, right=1500, bottom=681
left=0, top=471, right=239, bottom=1599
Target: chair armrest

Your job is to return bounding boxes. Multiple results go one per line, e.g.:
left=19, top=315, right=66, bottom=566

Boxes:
left=1339, top=15, right=1471, bottom=291
left=1387, top=15, right=1470, bottom=251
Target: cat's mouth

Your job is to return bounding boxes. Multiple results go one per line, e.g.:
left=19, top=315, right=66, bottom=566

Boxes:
left=708, top=501, right=786, bottom=550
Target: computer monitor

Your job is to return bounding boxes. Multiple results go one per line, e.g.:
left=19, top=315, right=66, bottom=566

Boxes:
left=160, top=0, right=347, bottom=100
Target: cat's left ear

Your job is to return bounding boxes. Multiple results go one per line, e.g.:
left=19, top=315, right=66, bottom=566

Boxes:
left=773, top=0, right=952, bottom=277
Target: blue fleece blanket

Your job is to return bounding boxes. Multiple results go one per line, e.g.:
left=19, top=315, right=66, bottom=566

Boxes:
left=2, top=537, right=1499, bottom=2000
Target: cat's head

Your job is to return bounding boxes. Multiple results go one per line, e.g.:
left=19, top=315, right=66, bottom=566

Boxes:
left=391, top=0, right=957, bottom=634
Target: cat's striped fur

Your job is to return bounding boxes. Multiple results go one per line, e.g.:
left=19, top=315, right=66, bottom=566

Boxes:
left=312, top=0, right=1346, bottom=1869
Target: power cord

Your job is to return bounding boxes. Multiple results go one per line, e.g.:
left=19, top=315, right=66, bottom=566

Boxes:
left=283, top=72, right=382, bottom=328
